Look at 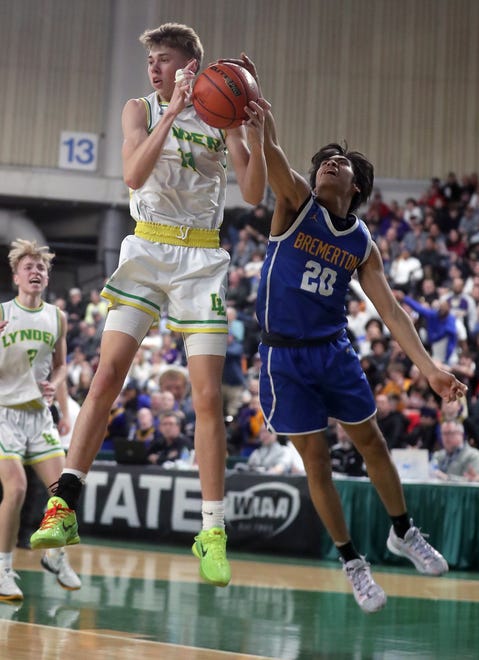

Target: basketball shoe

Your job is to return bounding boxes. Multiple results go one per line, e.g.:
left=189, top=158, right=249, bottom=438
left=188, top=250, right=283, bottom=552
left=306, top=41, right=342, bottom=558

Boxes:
left=387, top=522, right=449, bottom=575
left=41, top=548, right=81, bottom=590
left=0, top=568, right=23, bottom=601
left=192, top=527, right=231, bottom=587
left=342, top=557, right=387, bottom=613
left=30, top=497, right=80, bottom=550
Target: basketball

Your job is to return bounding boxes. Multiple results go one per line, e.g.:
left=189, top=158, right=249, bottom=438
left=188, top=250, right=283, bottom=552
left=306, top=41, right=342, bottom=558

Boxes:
left=192, top=62, right=259, bottom=129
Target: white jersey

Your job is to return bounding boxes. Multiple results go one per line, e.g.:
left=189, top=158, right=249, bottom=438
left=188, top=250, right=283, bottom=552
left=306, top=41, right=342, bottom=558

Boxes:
left=129, top=93, right=228, bottom=230
left=0, top=298, right=61, bottom=407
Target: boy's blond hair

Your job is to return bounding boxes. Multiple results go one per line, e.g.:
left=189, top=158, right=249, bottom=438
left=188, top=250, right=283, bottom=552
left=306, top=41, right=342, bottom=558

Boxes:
left=139, top=22, right=204, bottom=67
left=8, top=238, right=55, bottom=274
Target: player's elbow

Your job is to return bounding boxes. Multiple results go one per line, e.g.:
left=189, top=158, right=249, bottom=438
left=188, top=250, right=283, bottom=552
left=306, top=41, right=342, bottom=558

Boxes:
left=123, top=173, right=145, bottom=190
left=243, top=191, right=264, bottom=206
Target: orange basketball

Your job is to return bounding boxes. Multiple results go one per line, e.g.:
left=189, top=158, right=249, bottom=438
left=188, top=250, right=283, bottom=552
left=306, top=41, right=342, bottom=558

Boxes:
left=192, top=62, right=259, bottom=129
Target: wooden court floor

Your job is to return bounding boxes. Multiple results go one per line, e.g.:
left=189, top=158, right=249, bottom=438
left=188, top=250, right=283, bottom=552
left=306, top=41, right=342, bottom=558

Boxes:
left=1, top=538, right=478, bottom=659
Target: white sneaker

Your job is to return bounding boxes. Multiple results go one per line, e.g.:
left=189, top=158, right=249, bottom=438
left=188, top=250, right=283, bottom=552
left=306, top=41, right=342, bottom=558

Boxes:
left=387, top=523, right=449, bottom=575
left=0, top=568, right=23, bottom=601
left=341, top=557, right=387, bottom=613
left=41, top=548, right=81, bottom=590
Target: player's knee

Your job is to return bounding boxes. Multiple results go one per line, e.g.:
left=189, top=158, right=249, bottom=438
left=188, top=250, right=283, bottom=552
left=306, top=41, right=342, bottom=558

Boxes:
left=2, top=478, right=27, bottom=505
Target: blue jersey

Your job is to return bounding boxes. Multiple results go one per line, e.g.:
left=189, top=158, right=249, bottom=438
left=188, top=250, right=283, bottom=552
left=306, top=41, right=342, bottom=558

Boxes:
left=256, top=195, right=372, bottom=339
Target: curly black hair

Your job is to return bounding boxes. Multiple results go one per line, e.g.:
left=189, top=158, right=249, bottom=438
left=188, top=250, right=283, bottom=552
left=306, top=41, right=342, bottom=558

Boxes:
left=308, top=142, right=374, bottom=214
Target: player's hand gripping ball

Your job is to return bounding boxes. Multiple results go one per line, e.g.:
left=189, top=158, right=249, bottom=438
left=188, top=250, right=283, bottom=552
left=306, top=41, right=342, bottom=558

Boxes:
left=192, top=61, right=259, bottom=129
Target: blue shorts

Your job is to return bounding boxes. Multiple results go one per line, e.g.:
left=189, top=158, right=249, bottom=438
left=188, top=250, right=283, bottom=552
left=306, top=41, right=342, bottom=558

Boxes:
left=259, top=332, right=376, bottom=435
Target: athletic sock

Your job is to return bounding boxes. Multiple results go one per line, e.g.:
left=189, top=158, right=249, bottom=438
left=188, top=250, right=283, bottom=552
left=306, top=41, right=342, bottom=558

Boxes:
left=390, top=513, right=411, bottom=539
left=0, top=552, right=13, bottom=571
left=51, top=472, right=84, bottom=510
left=201, top=500, right=225, bottom=531
left=336, top=540, right=361, bottom=563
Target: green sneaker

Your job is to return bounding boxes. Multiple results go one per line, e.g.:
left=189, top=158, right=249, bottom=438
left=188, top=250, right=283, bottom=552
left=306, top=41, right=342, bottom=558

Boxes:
left=30, top=497, right=80, bottom=550
left=192, top=527, right=231, bottom=587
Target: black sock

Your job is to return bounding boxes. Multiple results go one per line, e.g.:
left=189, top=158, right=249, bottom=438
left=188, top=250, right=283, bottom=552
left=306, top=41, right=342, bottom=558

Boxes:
left=390, top=513, right=410, bottom=539
left=51, top=473, right=83, bottom=510
left=336, top=540, right=360, bottom=563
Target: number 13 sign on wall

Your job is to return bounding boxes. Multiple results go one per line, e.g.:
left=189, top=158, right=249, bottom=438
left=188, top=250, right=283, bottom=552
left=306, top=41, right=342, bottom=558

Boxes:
left=58, top=131, right=99, bottom=171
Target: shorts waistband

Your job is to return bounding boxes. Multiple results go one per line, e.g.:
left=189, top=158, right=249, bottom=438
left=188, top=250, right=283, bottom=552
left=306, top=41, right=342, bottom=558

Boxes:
left=260, top=329, right=344, bottom=348
left=135, top=221, right=220, bottom=248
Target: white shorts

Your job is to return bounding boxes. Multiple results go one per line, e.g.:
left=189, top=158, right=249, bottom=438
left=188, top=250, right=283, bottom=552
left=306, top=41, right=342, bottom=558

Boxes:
left=0, top=406, right=65, bottom=465
left=101, top=235, right=230, bottom=334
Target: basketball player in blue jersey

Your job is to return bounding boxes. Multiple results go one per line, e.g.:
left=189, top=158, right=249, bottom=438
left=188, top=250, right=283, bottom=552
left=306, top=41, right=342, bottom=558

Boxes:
left=222, top=54, right=468, bottom=613
left=30, top=24, right=267, bottom=588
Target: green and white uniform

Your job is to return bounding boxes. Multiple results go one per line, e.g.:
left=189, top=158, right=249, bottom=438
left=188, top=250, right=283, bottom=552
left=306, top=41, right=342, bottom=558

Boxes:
left=0, top=299, right=64, bottom=464
left=102, top=94, right=230, bottom=335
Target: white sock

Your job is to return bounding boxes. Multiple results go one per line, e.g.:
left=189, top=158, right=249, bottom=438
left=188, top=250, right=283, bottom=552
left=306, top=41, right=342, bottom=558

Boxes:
left=62, top=468, right=87, bottom=484
left=0, top=552, right=13, bottom=570
left=202, top=500, right=225, bottom=531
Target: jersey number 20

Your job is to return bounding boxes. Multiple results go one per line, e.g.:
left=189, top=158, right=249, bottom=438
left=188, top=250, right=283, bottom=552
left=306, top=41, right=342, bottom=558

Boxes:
left=300, top=260, right=336, bottom=296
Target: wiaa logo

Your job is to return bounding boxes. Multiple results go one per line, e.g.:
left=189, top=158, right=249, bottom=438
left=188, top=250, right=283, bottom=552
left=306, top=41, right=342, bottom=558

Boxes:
left=225, top=482, right=300, bottom=536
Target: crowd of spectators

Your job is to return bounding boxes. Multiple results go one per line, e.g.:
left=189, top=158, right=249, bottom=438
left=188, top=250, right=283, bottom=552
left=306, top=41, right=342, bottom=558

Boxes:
left=50, top=171, right=479, bottom=482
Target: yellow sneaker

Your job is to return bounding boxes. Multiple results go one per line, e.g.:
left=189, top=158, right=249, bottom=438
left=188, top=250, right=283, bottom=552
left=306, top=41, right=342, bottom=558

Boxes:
left=192, top=527, right=231, bottom=587
left=30, top=497, right=80, bottom=550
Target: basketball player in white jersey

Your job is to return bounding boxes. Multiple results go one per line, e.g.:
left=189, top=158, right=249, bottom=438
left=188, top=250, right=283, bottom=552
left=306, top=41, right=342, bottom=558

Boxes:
left=31, top=22, right=267, bottom=588
left=0, top=239, right=81, bottom=599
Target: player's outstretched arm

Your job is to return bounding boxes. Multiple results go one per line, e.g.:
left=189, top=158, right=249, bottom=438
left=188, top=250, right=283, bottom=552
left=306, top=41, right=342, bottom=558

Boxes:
left=358, top=244, right=467, bottom=403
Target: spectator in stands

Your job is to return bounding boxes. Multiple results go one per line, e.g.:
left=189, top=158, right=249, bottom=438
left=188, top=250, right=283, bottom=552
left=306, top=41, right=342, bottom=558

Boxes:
left=441, top=172, right=462, bottom=206
left=431, top=420, right=479, bottom=481
left=230, top=228, right=257, bottom=268
left=158, top=332, right=182, bottom=365
left=130, top=407, right=162, bottom=447
left=427, top=222, right=449, bottom=256
left=149, top=390, right=176, bottom=430
left=247, top=425, right=292, bottom=475
left=236, top=203, right=271, bottom=244
left=389, top=246, right=424, bottom=294
left=329, top=423, right=367, bottom=477
left=441, top=277, right=477, bottom=345
left=458, top=204, right=479, bottom=241
left=379, top=361, right=412, bottom=407
left=102, top=395, right=130, bottom=450
left=358, top=317, right=386, bottom=358
left=346, top=298, right=371, bottom=350
left=127, top=347, right=154, bottom=391
left=375, top=393, right=409, bottom=450
left=446, top=227, right=467, bottom=260
left=394, top=291, right=459, bottom=365
left=75, top=321, right=101, bottom=362
left=222, top=332, right=247, bottom=419
left=402, top=198, right=423, bottom=225
left=120, top=379, right=151, bottom=428
left=147, top=412, right=192, bottom=466
left=406, top=406, right=440, bottom=454
left=246, top=352, right=262, bottom=382
left=65, top=287, right=87, bottom=326
left=419, top=177, right=444, bottom=209
left=84, top=289, right=108, bottom=325
left=418, top=236, right=448, bottom=285
left=366, top=190, right=392, bottom=227
left=449, top=350, right=476, bottom=399
left=366, top=337, right=391, bottom=385
left=417, top=277, right=439, bottom=306
left=401, top=215, right=428, bottom=255
left=225, top=266, right=251, bottom=311
left=440, top=397, right=467, bottom=424
left=158, top=366, right=195, bottom=436
left=234, top=393, right=264, bottom=457
left=285, top=438, right=306, bottom=474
